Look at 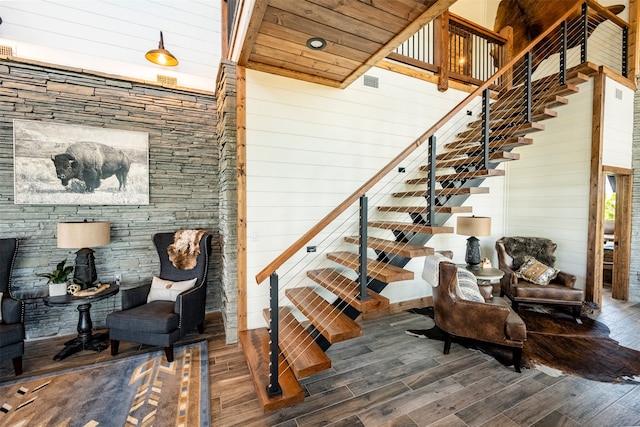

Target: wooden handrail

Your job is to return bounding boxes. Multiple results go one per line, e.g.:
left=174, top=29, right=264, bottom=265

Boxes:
left=449, top=13, right=508, bottom=44
left=254, top=1, right=587, bottom=285
left=586, top=0, right=629, bottom=29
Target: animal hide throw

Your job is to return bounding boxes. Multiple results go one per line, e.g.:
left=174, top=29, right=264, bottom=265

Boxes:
left=501, top=236, right=556, bottom=270
left=167, top=229, right=206, bottom=270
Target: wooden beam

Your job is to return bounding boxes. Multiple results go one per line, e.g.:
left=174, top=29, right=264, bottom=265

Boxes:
left=236, top=0, right=269, bottom=65
left=339, top=0, right=458, bottom=89
left=435, top=11, right=449, bottom=92
left=237, top=65, right=248, bottom=332
left=586, top=72, right=605, bottom=308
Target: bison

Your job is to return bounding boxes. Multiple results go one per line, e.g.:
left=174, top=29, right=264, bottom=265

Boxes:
left=52, top=141, right=131, bottom=193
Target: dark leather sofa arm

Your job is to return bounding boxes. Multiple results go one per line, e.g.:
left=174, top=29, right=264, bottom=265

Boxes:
left=554, top=271, right=577, bottom=288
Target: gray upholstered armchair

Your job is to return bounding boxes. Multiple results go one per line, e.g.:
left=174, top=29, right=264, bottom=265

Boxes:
left=1, top=237, right=24, bottom=375
left=106, top=231, right=212, bottom=362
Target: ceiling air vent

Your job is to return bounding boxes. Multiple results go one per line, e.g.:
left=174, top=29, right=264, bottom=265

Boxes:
left=0, top=45, right=14, bottom=56
left=157, top=74, right=178, bottom=86
left=363, top=75, right=379, bottom=89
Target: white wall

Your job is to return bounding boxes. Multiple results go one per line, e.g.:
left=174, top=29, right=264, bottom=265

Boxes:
left=245, top=68, right=478, bottom=328
left=0, top=0, right=220, bottom=92
left=603, top=78, right=634, bottom=168
left=504, top=80, right=594, bottom=289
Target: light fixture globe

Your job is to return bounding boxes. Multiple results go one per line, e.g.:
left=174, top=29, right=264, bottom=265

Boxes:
left=145, top=31, right=179, bottom=66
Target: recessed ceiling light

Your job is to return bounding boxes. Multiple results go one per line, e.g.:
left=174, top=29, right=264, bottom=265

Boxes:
left=306, top=37, right=327, bottom=50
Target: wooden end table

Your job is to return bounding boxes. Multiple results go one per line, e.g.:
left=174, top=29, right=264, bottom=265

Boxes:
left=44, top=283, right=119, bottom=361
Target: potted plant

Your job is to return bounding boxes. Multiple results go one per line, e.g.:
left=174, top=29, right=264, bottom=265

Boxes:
left=38, top=259, right=73, bottom=296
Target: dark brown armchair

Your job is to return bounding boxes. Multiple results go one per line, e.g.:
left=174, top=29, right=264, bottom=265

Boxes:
left=496, top=237, right=584, bottom=318
left=433, top=261, right=527, bottom=372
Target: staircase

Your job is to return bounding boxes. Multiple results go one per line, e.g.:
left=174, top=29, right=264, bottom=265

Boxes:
left=240, top=1, right=627, bottom=413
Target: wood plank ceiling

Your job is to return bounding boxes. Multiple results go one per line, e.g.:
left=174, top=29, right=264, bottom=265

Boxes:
left=237, top=0, right=458, bottom=88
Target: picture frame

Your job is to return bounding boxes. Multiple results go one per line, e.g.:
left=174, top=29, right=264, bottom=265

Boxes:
left=13, top=119, right=149, bottom=205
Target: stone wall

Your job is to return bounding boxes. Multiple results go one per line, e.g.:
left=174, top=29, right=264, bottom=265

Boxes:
left=216, top=60, right=238, bottom=343
left=630, top=75, right=640, bottom=302
left=0, top=57, right=223, bottom=340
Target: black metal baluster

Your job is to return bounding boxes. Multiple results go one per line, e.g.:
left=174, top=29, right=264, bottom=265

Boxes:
left=482, top=88, right=490, bottom=170
left=581, top=2, right=588, bottom=63
left=357, top=195, right=369, bottom=301
left=560, top=20, right=567, bottom=85
left=427, top=135, right=436, bottom=226
left=622, top=26, right=628, bottom=78
left=524, top=51, right=532, bottom=123
left=266, top=272, right=282, bottom=397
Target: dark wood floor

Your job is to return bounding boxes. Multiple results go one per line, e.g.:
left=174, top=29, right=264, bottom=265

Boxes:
left=2, top=291, right=640, bottom=426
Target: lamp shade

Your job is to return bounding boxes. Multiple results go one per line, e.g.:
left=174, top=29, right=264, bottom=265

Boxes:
left=57, top=221, right=110, bottom=248
left=145, top=31, right=179, bottom=66
left=456, top=216, right=491, bottom=237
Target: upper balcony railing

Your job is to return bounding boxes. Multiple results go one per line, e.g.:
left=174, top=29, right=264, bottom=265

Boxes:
left=389, top=12, right=510, bottom=90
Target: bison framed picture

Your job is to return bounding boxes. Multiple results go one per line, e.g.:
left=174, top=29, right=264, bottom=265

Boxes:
left=13, top=119, right=149, bottom=205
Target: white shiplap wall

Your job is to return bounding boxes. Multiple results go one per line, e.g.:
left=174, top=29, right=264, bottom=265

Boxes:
left=603, top=78, right=634, bottom=168
left=504, top=79, right=594, bottom=289
left=0, top=0, right=220, bottom=91
left=245, top=68, right=484, bottom=328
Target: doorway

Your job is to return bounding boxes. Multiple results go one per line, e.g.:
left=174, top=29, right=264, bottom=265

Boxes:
left=602, top=167, right=632, bottom=302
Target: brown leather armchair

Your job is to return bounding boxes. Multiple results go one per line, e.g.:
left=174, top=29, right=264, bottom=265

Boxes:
left=496, top=237, right=584, bottom=318
left=433, top=261, right=527, bottom=372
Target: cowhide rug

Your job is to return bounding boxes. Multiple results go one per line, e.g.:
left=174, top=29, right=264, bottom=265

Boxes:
left=407, top=305, right=640, bottom=383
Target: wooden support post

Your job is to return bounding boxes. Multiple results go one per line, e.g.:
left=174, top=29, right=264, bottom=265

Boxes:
left=435, top=11, right=450, bottom=92
left=499, top=26, right=513, bottom=91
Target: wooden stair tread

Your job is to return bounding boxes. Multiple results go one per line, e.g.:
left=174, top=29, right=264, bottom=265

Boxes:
left=406, top=169, right=505, bottom=184
left=326, top=251, right=415, bottom=282
left=435, top=151, right=520, bottom=168
left=443, top=136, right=533, bottom=152
left=491, top=94, right=568, bottom=114
left=239, top=328, right=304, bottom=413
left=393, top=187, right=489, bottom=197
left=378, top=205, right=473, bottom=214
left=262, top=306, right=332, bottom=378
left=468, top=107, right=557, bottom=127
left=343, top=236, right=434, bottom=258
left=455, top=121, right=544, bottom=141
left=367, top=221, right=454, bottom=235
left=285, top=286, right=363, bottom=343
left=500, top=82, right=579, bottom=100
left=306, top=268, right=390, bottom=311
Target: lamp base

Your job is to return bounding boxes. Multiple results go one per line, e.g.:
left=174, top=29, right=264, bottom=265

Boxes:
left=73, top=247, right=97, bottom=289
left=465, top=236, right=482, bottom=270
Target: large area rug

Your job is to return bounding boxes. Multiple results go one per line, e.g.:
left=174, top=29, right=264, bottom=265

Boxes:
left=0, top=341, right=209, bottom=426
left=408, top=305, right=640, bottom=383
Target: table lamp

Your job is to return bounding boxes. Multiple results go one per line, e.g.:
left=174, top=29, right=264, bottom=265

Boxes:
left=57, top=221, right=110, bottom=289
left=457, top=216, right=491, bottom=270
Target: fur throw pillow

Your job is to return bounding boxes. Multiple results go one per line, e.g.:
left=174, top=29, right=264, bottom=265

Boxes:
left=501, top=236, right=556, bottom=270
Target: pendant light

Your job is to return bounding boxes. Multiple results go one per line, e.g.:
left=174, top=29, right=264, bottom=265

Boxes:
left=145, top=31, right=178, bottom=66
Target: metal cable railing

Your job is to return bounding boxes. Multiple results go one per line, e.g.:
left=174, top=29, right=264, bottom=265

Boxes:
left=260, top=1, right=630, bottom=394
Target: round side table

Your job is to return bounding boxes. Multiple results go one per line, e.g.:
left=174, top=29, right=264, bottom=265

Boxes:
left=44, top=284, right=119, bottom=361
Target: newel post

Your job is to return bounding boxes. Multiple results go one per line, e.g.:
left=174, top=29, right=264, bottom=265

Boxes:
left=266, top=272, right=282, bottom=397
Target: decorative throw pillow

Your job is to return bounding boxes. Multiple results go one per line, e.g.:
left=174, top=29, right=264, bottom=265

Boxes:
left=516, top=256, right=559, bottom=285
left=455, top=269, right=485, bottom=302
left=147, top=277, right=197, bottom=303
left=422, top=252, right=452, bottom=287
